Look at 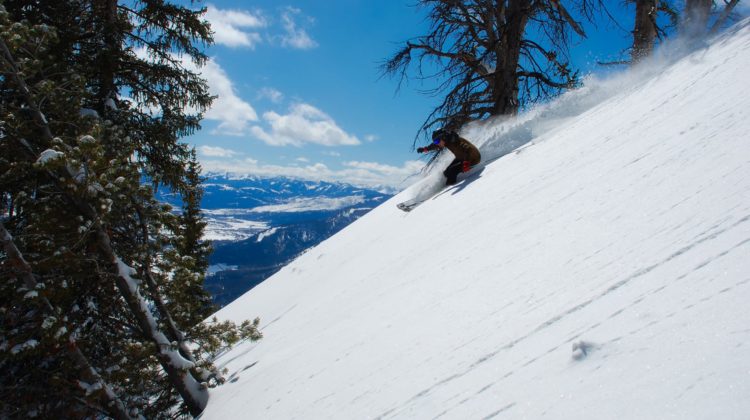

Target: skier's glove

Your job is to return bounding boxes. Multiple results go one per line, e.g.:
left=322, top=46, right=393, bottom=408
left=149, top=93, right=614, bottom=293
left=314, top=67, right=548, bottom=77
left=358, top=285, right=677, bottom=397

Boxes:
left=462, top=161, right=472, bottom=172
left=417, top=147, right=426, bottom=153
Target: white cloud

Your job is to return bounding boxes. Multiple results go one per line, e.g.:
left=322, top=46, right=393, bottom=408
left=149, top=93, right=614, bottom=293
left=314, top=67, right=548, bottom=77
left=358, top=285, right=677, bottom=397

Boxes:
left=190, top=58, right=259, bottom=135
left=199, top=145, right=240, bottom=157
left=258, top=87, right=284, bottom=103
left=200, top=157, right=423, bottom=188
left=251, top=103, right=360, bottom=147
left=280, top=7, right=318, bottom=49
left=204, top=5, right=317, bottom=50
left=205, top=4, right=266, bottom=48
left=364, top=134, right=379, bottom=143
left=133, top=46, right=258, bottom=136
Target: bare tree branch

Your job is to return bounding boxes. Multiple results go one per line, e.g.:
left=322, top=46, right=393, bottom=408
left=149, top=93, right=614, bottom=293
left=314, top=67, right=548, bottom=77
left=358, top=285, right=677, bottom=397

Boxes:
left=549, top=0, right=587, bottom=37
left=382, top=0, right=596, bottom=140
left=710, top=0, right=741, bottom=34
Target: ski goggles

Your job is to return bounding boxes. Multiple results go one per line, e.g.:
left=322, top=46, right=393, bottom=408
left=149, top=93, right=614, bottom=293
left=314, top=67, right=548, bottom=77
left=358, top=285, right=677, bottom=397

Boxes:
left=432, top=138, right=441, bottom=145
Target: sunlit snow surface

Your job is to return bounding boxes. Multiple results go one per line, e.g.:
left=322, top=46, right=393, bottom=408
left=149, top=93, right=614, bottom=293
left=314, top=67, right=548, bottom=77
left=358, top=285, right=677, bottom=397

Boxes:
left=203, top=21, right=750, bottom=420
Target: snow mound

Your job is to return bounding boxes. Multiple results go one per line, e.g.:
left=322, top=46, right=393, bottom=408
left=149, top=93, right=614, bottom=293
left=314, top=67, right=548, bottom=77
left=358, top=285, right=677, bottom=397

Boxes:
left=203, top=20, right=750, bottom=420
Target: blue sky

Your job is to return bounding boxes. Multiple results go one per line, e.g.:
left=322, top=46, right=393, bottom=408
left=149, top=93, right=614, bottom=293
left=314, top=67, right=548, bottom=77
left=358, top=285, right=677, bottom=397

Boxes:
left=185, top=1, right=746, bottom=188
left=190, top=1, right=436, bottom=188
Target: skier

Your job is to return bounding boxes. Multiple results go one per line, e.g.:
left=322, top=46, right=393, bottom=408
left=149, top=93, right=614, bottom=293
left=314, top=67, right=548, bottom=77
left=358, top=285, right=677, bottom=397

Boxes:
left=417, top=128, right=481, bottom=185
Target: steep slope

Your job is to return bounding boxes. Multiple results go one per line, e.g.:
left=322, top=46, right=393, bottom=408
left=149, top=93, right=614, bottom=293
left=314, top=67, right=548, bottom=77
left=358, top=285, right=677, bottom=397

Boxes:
left=203, top=20, right=750, bottom=420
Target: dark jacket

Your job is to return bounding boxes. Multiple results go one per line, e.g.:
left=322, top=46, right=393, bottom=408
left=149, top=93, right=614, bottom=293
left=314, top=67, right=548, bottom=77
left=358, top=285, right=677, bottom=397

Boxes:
left=425, top=135, right=481, bottom=164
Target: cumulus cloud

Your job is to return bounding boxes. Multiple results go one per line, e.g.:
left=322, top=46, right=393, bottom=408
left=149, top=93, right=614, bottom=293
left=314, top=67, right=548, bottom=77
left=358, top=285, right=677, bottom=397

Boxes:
left=133, top=46, right=258, bottom=136
left=204, top=5, right=316, bottom=50
left=279, top=7, right=318, bottom=49
left=205, top=4, right=266, bottom=48
left=199, top=145, right=240, bottom=157
left=251, top=103, right=360, bottom=147
left=200, top=157, right=423, bottom=188
left=187, top=58, right=259, bottom=135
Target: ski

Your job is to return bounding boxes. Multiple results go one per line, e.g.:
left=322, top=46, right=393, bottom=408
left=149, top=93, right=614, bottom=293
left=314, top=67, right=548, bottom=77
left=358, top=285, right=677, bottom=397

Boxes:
left=396, top=199, right=426, bottom=212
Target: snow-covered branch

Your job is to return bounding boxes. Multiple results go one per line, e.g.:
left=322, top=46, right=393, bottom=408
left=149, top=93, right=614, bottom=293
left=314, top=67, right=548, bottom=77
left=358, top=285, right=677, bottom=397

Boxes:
left=0, top=35, right=208, bottom=416
left=0, top=222, right=134, bottom=420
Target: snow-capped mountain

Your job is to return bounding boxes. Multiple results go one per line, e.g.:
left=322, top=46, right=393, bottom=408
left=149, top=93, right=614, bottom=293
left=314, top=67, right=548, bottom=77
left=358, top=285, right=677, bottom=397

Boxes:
left=205, top=205, right=384, bottom=307
left=201, top=19, right=750, bottom=420
left=195, top=176, right=392, bottom=241
left=164, top=176, right=392, bottom=306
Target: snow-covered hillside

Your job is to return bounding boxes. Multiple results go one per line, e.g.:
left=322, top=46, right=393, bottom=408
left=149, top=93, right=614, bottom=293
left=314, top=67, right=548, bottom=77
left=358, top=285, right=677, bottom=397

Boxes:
left=202, top=20, right=750, bottom=420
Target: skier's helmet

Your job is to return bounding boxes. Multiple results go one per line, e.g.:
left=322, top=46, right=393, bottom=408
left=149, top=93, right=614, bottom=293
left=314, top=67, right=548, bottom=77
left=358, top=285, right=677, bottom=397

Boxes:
left=432, top=128, right=455, bottom=144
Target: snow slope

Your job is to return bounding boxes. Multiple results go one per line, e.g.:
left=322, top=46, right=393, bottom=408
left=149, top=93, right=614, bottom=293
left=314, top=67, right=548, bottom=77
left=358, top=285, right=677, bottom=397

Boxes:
left=202, top=21, right=750, bottom=420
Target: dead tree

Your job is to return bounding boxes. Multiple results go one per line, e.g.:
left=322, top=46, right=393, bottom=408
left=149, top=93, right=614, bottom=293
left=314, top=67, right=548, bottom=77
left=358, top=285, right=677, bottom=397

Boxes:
left=628, top=0, right=679, bottom=63
left=683, top=0, right=713, bottom=36
left=382, top=0, right=602, bottom=135
left=710, top=0, right=742, bottom=34
left=632, top=0, right=659, bottom=61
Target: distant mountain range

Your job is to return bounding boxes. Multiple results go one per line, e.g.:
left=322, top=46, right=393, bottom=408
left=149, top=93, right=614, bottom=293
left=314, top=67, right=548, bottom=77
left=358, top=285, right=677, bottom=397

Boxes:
left=161, top=174, right=394, bottom=307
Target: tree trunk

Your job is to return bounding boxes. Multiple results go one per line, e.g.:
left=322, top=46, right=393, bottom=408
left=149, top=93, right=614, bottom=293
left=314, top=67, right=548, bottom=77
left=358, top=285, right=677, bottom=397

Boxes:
left=683, top=0, right=712, bottom=37
left=97, top=228, right=209, bottom=417
left=710, top=0, right=740, bottom=34
left=632, top=0, right=658, bottom=62
left=96, top=0, right=119, bottom=113
left=494, top=0, right=530, bottom=115
left=135, top=208, right=212, bottom=383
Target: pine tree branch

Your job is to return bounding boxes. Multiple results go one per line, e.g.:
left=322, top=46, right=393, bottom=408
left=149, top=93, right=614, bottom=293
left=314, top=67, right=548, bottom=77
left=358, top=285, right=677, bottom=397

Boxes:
left=134, top=205, right=218, bottom=384
left=0, top=35, right=208, bottom=417
left=0, top=223, right=134, bottom=420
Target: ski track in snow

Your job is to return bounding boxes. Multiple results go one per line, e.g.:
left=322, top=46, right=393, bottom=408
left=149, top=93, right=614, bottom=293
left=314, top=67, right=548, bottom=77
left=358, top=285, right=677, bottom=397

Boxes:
left=379, top=231, right=750, bottom=419
left=202, top=19, right=750, bottom=420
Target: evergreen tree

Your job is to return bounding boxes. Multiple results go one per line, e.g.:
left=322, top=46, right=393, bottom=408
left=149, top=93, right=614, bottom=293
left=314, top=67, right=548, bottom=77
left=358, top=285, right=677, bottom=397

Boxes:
left=0, top=1, right=261, bottom=418
left=166, top=149, right=215, bottom=329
